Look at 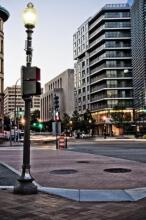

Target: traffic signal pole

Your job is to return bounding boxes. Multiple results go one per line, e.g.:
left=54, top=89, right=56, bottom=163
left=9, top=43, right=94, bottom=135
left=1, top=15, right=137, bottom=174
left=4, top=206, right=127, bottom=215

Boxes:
left=54, top=94, right=59, bottom=149
left=55, top=113, right=58, bottom=149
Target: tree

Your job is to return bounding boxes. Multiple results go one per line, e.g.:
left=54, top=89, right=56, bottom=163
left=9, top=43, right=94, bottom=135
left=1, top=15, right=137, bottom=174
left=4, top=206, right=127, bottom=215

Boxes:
left=110, top=105, right=125, bottom=127
left=82, top=109, right=95, bottom=134
left=71, top=110, right=80, bottom=130
left=61, top=113, right=70, bottom=131
left=31, top=110, right=40, bottom=124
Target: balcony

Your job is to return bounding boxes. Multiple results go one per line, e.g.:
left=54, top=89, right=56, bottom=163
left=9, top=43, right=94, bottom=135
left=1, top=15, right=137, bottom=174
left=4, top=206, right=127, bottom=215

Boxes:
left=89, top=35, right=130, bottom=51
left=89, top=15, right=105, bottom=31
left=89, top=25, right=105, bottom=40
left=90, top=64, right=132, bottom=76
left=90, top=84, right=133, bottom=94
left=90, top=74, right=106, bottom=84
left=90, top=94, right=133, bottom=103
left=90, top=54, right=131, bottom=67
left=89, top=44, right=105, bottom=57
left=90, top=103, right=107, bottom=111
left=90, top=74, right=132, bottom=85
left=89, top=35, right=105, bottom=50
left=89, top=45, right=131, bottom=58
left=90, top=84, right=107, bottom=93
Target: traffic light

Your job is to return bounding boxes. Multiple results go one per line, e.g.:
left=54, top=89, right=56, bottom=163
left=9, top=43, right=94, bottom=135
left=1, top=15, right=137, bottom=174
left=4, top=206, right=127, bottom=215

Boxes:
left=21, top=66, right=41, bottom=97
left=33, top=122, right=37, bottom=127
left=54, top=94, right=59, bottom=110
left=38, top=123, right=43, bottom=129
left=55, top=111, right=60, bottom=121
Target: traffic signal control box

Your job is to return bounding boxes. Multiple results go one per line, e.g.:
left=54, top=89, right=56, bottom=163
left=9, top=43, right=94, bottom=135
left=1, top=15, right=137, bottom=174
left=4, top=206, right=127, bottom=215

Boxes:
left=21, top=66, right=41, bottom=97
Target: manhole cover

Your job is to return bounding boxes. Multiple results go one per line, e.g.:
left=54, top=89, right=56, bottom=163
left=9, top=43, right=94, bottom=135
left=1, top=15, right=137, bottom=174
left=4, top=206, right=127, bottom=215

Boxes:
left=77, top=161, right=90, bottom=164
left=50, top=169, right=78, bottom=175
left=104, top=168, right=131, bottom=173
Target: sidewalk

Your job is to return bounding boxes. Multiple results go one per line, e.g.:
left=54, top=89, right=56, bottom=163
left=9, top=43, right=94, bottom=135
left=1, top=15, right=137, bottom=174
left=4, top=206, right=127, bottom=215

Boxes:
left=0, top=143, right=146, bottom=202
left=0, top=189, right=146, bottom=220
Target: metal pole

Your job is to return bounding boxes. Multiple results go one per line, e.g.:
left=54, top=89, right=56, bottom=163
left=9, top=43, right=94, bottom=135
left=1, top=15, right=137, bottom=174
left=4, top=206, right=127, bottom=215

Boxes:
left=14, top=78, right=20, bottom=142
left=14, top=27, right=37, bottom=194
left=14, top=84, right=16, bottom=142
left=55, top=114, right=58, bottom=149
left=9, top=119, right=12, bottom=146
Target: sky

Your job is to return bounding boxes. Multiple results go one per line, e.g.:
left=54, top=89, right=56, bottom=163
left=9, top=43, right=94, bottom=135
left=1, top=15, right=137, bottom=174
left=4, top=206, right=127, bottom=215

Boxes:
left=0, top=0, right=127, bottom=89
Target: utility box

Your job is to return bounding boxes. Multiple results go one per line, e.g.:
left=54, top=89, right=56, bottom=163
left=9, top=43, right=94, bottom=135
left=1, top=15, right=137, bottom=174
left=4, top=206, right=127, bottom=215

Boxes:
left=52, top=121, right=61, bottom=136
left=21, top=66, right=41, bottom=97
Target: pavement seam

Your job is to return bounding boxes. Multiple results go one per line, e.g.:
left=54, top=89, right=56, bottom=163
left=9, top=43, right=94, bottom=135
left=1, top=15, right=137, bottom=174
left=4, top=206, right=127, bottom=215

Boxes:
left=123, top=189, right=135, bottom=201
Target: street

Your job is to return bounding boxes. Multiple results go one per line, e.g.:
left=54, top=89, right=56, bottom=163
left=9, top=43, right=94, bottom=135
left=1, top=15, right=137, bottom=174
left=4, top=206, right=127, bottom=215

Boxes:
left=68, top=139, right=146, bottom=163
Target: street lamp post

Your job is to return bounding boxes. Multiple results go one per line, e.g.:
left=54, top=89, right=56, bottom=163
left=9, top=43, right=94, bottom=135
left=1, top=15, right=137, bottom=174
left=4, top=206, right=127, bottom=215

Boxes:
left=14, top=2, right=37, bottom=194
left=102, top=116, right=107, bottom=139
left=14, top=78, right=20, bottom=142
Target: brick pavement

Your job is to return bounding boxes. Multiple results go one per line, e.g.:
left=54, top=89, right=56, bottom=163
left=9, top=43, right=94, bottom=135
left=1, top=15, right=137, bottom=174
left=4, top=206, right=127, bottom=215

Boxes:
left=0, top=189, right=145, bottom=220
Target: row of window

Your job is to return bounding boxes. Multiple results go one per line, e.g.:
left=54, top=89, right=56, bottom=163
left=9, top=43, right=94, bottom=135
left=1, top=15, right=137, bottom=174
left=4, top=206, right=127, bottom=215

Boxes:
left=105, top=41, right=130, bottom=48
left=91, top=51, right=131, bottom=62
left=105, top=12, right=130, bottom=18
left=48, top=78, right=62, bottom=91
left=105, top=21, right=130, bottom=28
left=105, top=31, right=130, bottom=38
left=73, top=24, right=88, bottom=40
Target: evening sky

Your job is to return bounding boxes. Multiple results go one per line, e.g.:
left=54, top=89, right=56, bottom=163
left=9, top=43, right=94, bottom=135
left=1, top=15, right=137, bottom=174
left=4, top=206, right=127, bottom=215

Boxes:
left=0, top=0, right=127, bottom=88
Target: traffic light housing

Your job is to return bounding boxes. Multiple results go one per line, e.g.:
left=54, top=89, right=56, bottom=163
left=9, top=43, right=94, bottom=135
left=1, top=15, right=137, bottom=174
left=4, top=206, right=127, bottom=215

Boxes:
left=21, top=66, right=41, bottom=97
left=54, top=95, right=59, bottom=110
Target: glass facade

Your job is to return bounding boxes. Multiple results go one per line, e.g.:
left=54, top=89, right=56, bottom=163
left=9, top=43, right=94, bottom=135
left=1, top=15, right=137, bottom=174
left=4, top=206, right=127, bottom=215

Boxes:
left=127, top=0, right=134, bottom=6
left=131, top=0, right=146, bottom=108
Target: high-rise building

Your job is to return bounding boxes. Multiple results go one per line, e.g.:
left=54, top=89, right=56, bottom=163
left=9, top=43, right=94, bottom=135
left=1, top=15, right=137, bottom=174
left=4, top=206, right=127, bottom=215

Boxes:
left=40, top=69, right=74, bottom=122
left=73, top=4, right=133, bottom=135
left=0, top=6, right=9, bottom=131
left=131, top=0, right=146, bottom=109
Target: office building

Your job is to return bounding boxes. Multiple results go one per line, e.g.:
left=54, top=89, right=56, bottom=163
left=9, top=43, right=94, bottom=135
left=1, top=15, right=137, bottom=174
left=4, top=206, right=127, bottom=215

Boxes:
left=40, top=69, right=74, bottom=122
left=73, top=4, right=133, bottom=135
left=4, top=85, right=41, bottom=118
left=0, top=6, right=9, bottom=131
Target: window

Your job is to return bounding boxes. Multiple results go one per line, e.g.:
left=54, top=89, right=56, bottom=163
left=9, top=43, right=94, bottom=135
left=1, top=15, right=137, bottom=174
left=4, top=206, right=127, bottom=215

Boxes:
left=83, top=105, right=86, bottom=110
left=1, top=40, right=3, bottom=53
left=82, top=70, right=85, bottom=77
left=82, top=87, right=86, bottom=93
left=107, top=80, right=117, bottom=88
left=106, top=70, right=117, bottom=77
left=107, top=90, right=118, bottom=97
left=82, top=79, right=85, bottom=85
left=82, top=61, right=85, bottom=68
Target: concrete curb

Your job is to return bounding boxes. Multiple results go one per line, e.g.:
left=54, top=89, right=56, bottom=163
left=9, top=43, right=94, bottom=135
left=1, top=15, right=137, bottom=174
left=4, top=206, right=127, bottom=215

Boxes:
left=38, top=187, right=134, bottom=202
left=94, top=138, right=146, bottom=142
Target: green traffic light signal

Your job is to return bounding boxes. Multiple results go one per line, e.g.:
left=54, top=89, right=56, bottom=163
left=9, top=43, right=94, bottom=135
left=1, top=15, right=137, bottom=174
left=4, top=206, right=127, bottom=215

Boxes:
left=33, top=122, right=37, bottom=127
left=38, top=123, right=43, bottom=129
